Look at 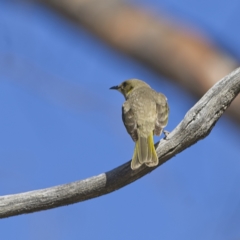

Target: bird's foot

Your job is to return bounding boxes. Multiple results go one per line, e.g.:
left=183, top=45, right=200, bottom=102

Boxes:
left=163, top=130, right=170, bottom=139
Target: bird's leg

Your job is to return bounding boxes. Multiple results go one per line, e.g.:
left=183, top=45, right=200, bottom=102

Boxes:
left=163, top=130, right=170, bottom=139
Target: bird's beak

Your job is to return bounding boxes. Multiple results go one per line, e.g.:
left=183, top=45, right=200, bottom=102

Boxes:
left=109, top=85, right=119, bottom=90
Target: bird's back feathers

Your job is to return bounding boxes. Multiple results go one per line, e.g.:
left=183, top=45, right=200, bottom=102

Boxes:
left=112, top=79, right=169, bottom=170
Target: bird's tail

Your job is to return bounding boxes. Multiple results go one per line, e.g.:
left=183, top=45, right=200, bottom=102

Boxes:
left=131, top=132, right=158, bottom=170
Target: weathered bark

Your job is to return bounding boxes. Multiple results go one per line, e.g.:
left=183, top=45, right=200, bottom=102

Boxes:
left=1, top=67, right=240, bottom=218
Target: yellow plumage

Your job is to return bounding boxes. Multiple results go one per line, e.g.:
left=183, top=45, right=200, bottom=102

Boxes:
left=131, top=132, right=158, bottom=170
left=110, top=79, right=169, bottom=170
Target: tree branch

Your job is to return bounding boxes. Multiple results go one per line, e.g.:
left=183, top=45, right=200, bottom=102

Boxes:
left=1, top=68, right=240, bottom=218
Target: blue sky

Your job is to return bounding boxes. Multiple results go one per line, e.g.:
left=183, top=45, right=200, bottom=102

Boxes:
left=1, top=0, right=240, bottom=239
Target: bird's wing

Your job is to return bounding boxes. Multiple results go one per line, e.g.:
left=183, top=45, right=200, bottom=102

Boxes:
left=154, top=93, right=169, bottom=136
left=122, top=101, right=138, bottom=142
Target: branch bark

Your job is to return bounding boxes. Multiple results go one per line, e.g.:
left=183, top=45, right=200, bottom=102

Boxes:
left=1, top=67, right=240, bottom=218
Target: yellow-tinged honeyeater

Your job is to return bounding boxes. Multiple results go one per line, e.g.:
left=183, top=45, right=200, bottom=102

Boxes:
left=110, top=79, right=169, bottom=170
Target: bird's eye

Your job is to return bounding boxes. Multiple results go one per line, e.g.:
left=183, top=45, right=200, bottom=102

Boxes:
left=123, top=82, right=127, bottom=87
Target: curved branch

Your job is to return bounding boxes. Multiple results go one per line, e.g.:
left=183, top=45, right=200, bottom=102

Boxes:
left=1, top=68, right=240, bottom=218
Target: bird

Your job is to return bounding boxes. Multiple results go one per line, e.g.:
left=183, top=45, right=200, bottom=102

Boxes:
left=110, top=79, right=169, bottom=170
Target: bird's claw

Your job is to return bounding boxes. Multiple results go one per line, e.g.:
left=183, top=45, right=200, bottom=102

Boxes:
left=163, top=130, right=170, bottom=139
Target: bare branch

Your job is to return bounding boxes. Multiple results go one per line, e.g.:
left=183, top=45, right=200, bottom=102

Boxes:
left=1, top=68, right=240, bottom=218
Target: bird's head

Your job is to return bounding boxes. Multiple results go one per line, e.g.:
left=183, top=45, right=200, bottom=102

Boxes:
left=110, top=79, right=150, bottom=99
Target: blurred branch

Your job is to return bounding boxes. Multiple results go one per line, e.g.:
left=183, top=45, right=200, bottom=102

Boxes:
left=35, top=0, right=240, bottom=121
left=1, top=67, right=240, bottom=218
